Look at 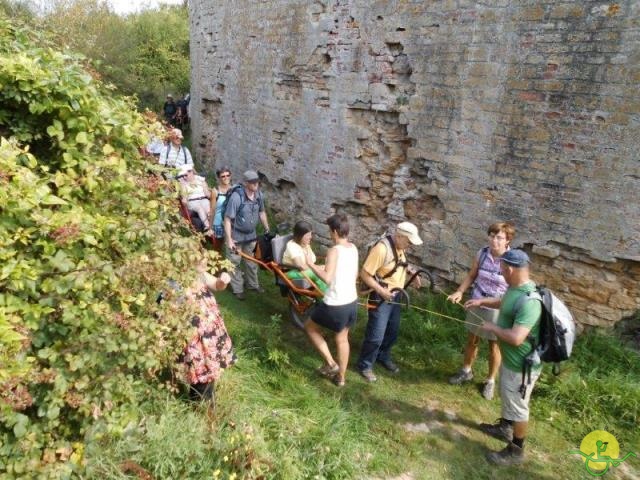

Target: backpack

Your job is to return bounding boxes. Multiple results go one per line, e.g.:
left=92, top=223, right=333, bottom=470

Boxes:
left=221, top=184, right=263, bottom=236
left=364, top=234, right=408, bottom=281
left=254, top=231, right=277, bottom=263
left=514, top=286, right=576, bottom=398
left=361, top=234, right=410, bottom=307
left=162, top=144, right=188, bottom=167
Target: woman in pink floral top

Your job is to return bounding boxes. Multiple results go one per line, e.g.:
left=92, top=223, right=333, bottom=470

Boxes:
left=446, top=222, right=515, bottom=400
left=182, top=268, right=236, bottom=402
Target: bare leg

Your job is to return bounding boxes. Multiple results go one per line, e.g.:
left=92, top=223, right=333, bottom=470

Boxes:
left=462, top=333, right=480, bottom=369
left=334, top=328, right=350, bottom=382
left=487, top=340, right=501, bottom=381
left=191, top=200, right=211, bottom=230
left=304, top=319, right=336, bottom=368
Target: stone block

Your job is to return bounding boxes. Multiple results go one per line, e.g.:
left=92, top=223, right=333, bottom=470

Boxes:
left=532, top=245, right=561, bottom=258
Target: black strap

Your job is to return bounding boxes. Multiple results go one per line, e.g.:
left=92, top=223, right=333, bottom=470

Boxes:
left=379, top=236, right=408, bottom=280
left=520, top=334, right=537, bottom=399
left=188, top=196, right=209, bottom=202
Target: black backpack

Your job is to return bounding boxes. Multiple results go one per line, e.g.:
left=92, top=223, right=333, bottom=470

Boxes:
left=364, top=234, right=408, bottom=281
left=514, top=286, right=576, bottom=397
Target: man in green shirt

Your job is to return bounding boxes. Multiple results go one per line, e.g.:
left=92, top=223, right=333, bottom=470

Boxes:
left=464, top=249, right=542, bottom=465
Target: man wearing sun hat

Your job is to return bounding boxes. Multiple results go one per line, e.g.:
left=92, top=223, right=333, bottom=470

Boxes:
left=159, top=128, right=193, bottom=168
left=356, top=221, right=424, bottom=382
left=464, top=249, right=542, bottom=466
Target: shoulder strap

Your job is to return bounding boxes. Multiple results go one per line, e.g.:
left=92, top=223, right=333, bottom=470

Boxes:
left=478, top=246, right=489, bottom=268
left=513, top=290, right=542, bottom=317
left=379, top=235, right=406, bottom=280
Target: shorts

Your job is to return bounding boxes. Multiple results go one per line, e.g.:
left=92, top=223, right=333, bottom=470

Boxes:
left=310, top=300, right=358, bottom=333
left=464, top=306, right=499, bottom=341
left=213, top=225, right=224, bottom=239
left=499, top=365, right=540, bottom=422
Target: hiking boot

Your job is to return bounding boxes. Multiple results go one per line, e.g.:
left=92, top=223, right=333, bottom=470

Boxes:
left=379, top=360, right=400, bottom=374
left=482, top=381, right=495, bottom=400
left=233, top=291, right=245, bottom=301
left=359, top=369, right=377, bottom=383
left=480, top=418, right=514, bottom=443
left=448, top=369, right=474, bottom=385
left=486, top=442, right=525, bottom=465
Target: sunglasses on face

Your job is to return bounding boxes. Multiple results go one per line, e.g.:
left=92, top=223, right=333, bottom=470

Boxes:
left=219, top=173, right=231, bottom=178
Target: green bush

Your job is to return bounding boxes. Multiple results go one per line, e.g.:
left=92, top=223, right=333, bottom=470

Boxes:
left=0, top=18, right=211, bottom=478
left=1, top=0, right=190, bottom=112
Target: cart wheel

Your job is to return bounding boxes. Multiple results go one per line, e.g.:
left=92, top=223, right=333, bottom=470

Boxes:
left=289, top=303, right=307, bottom=330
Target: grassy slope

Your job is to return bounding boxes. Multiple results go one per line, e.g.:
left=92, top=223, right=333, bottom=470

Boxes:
left=88, top=270, right=640, bottom=480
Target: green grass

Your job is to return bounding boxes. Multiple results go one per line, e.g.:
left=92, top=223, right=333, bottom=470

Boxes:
left=86, top=271, right=640, bottom=479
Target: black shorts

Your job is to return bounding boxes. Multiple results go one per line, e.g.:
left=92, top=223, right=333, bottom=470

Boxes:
left=310, top=300, right=358, bottom=333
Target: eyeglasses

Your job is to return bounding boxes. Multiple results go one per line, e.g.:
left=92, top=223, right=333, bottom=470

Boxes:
left=489, top=233, right=507, bottom=241
left=219, top=173, right=231, bottom=178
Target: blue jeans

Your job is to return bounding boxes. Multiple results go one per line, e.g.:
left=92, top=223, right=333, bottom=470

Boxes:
left=357, top=293, right=402, bottom=371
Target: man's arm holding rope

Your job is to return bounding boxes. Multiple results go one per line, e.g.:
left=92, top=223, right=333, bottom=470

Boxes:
left=361, top=268, right=394, bottom=302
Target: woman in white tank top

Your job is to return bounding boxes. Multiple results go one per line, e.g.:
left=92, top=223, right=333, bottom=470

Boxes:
left=305, top=214, right=359, bottom=387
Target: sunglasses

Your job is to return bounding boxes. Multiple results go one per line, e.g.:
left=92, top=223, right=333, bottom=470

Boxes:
left=219, top=173, right=231, bottom=178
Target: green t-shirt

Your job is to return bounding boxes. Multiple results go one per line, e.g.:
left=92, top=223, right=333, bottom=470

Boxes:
left=497, top=281, right=542, bottom=373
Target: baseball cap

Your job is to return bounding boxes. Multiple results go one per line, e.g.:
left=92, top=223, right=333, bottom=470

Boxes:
left=396, top=222, right=423, bottom=246
left=501, top=249, right=530, bottom=267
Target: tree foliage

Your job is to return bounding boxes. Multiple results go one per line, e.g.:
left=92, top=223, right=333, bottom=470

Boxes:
left=0, top=17, right=211, bottom=477
left=2, top=0, right=190, bottom=112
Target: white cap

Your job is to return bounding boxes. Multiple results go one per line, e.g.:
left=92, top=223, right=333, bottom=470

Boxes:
left=396, top=222, right=423, bottom=246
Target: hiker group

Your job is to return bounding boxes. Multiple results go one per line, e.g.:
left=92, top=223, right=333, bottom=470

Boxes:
left=151, top=146, right=573, bottom=466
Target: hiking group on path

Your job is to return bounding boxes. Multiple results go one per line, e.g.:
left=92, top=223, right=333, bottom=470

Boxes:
left=149, top=138, right=573, bottom=467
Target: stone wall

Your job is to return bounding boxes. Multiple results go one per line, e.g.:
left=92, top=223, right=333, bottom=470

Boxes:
left=189, top=0, right=640, bottom=329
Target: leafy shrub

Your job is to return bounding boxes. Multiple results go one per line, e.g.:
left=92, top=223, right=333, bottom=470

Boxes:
left=0, top=18, right=213, bottom=478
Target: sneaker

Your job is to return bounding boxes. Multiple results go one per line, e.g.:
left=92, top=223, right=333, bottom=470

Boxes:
left=332, top=373, right=345, bottom=387
left=448, top=369, right=474, bottom=385
left=379, top=360, right=400, bottom=374
left=486, top=442, right=525, bottom=465
left=482, top=381, right=495, bottom=400
left=359, top=369, right=377, bottom=383
left=317, top=364, right=339, bottom=378
left=480, top=418, right=514, bottom=443
left=249, top=286, right=265, bottom=293
left=233, top=291, right=245, bottom=301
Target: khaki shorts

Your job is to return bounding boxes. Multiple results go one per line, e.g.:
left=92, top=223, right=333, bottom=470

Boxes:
left=499, top=365, right=540, bottom=422
left=464, top=307, right=499, bottom=341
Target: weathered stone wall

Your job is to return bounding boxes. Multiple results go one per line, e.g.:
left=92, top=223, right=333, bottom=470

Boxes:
left=189, top=0, right=640, bottom=329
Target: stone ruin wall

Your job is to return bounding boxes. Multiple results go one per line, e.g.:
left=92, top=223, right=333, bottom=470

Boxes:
left=189, top=0, right=640, bottom=330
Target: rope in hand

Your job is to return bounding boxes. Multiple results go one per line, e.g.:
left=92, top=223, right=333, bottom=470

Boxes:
left=371, top=278, right=494, bottom=329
